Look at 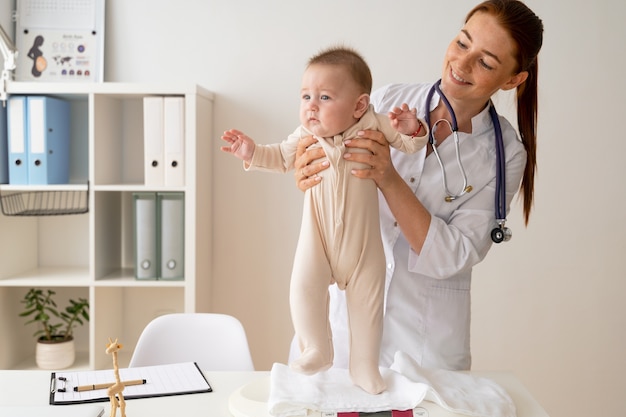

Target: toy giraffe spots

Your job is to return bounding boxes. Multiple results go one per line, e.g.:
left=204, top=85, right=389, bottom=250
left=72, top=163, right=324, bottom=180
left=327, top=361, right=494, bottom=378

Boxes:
left=106, top=338, right=126, bottom=417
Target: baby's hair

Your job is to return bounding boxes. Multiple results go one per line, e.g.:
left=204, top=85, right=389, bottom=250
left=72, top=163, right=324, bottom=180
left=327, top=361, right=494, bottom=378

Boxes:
left=308, top=46, right=373, bottom=95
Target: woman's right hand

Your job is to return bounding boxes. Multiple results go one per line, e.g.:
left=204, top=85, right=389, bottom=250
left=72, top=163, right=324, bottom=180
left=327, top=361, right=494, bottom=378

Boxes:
left=294, top=135, right=329, bottom=191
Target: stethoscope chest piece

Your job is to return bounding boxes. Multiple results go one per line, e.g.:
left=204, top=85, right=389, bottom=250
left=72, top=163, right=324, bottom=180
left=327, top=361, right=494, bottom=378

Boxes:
left=491, top=224, right=512, bottom=244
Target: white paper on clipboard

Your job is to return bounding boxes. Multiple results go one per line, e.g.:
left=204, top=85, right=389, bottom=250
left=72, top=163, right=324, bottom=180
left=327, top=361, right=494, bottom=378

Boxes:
left=50, top=362, right=212, bottom=405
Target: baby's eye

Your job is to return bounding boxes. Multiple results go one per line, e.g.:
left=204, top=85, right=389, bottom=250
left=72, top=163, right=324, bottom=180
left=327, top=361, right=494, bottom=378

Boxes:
left=320, top=95, right=330, bottom=101
left=302, top=94, right=311, bottom=100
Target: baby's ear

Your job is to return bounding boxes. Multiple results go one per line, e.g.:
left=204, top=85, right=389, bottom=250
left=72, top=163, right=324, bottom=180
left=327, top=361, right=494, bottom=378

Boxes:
left=354, top=94, right=370, bottom=118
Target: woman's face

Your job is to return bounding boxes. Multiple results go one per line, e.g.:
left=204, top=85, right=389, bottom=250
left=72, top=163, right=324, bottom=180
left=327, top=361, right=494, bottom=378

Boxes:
left=441, top=11, right=527, bottom=106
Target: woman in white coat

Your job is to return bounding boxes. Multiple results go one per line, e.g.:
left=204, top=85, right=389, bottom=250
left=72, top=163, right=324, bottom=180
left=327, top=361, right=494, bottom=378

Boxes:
left=290, top=0, right=544, bottom=371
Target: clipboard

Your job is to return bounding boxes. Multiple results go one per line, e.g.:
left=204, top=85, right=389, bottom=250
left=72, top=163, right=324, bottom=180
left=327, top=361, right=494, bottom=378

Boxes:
left=50, top=362, right=212, bottom=405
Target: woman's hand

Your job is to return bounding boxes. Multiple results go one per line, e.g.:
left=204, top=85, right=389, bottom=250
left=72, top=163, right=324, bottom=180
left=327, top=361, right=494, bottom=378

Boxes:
left=344, top=129, right=398, bottom=189
left=348, top=129, right=431, bottom=254
left=294, top=135, right=330, bottom=191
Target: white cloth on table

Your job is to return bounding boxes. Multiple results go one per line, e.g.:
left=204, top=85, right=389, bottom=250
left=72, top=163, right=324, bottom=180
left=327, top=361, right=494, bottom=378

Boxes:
left=268, top=351, right=516, bottom=417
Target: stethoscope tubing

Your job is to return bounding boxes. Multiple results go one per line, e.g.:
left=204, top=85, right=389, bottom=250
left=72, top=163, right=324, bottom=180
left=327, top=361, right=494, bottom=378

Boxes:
left=489, top=104, right=506, bottom=223
left=424, top=79, right=509, bottom=241
left=425, top=81, right=472, bottom=202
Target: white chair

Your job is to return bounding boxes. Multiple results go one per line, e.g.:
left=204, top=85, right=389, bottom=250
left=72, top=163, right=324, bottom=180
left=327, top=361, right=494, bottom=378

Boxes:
left=128, top=313, right=255, bottom=371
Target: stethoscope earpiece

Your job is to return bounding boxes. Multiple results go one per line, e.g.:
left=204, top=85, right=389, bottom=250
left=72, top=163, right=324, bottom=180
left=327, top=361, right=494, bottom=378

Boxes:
left=444, top=186, right=473, bottom=202
left=491, top=226, right=512, bottom=244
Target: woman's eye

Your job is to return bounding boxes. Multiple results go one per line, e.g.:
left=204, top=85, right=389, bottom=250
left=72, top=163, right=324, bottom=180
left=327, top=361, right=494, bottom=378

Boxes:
left=456, top=40, right=467, bottom=49
left=479, top=59, right=494, bottom=70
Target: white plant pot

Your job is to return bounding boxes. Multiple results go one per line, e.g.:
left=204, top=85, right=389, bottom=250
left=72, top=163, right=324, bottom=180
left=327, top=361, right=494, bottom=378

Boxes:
left=36, top=336, right=75, bottom=369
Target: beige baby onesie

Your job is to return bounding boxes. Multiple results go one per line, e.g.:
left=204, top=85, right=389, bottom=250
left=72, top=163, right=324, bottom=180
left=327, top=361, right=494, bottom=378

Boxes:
left=247, top=105, right=427, bottom=394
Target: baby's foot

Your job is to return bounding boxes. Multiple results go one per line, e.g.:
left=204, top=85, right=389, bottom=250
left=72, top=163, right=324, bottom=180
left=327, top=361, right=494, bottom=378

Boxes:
left=351, top=364, right=387, bottom=395
left=290, top=348, right=332, bottom=375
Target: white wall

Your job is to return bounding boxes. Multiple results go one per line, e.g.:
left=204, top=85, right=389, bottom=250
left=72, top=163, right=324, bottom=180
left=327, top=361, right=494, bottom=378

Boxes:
left=3, top=1, right=626, bottom=416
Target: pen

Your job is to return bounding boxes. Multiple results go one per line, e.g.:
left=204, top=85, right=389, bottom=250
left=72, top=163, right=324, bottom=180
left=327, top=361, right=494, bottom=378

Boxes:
left=74, top=379, right=147, bottom=392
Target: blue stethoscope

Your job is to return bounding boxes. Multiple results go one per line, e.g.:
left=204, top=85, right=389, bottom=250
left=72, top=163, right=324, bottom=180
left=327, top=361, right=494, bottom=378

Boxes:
left=424, top=80, right=511, bottom=243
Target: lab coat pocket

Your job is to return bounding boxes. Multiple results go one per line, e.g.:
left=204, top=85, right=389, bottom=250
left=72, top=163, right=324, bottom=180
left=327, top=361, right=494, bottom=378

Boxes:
left=422, top=280, right=472, bottom=370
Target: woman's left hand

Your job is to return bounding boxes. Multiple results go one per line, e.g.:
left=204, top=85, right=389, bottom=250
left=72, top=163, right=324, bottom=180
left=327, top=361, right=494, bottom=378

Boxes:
left=344, top=129, right=397, bottom=189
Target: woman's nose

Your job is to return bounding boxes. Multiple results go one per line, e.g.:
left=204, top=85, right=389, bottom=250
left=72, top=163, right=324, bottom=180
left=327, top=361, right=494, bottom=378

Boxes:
left=457, top=54, right=473, bottom=73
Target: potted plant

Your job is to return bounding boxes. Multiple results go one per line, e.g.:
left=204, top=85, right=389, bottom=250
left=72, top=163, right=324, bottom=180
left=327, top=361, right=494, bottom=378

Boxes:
left=19, top=288, right=89, bottom=369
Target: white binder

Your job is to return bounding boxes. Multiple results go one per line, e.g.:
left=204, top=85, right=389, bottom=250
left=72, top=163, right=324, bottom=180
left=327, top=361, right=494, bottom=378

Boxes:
left=158, top=192, right=184, bottom=280
left=7, top=96, right=29, bottom=185
left=163, top=97, right=185, bottom=187
left=143, top=96, right=164, bottom=186
left=134, top=192, right=158, bottom=280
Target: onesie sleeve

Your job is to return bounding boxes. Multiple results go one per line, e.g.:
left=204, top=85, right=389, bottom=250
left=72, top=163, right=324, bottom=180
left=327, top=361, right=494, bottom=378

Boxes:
left=374, top=111, right=429, bottom=154
left=245, top=127, right=302, bottom=173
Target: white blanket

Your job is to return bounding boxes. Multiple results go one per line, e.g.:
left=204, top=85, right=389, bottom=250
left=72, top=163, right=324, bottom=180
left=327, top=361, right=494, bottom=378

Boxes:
left=268, top=351, right=516, bottom=417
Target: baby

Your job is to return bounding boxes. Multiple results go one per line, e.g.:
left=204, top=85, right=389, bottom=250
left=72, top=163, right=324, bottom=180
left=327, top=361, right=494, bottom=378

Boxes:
left=221, top=46, right=428, bottom=394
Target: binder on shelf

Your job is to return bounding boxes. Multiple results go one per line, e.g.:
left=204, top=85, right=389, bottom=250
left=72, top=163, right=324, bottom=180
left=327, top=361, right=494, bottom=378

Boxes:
left=134, top=192, right=158, bottom=280
left=132, top=192, right=185, bottom=280
left=163, top=97, right=185, bottom=187
left=158, top=192, right=185, bottom=280
left=27, top=96, right=71, bottom=184
left=7, top=96, right=29, bottom=185
left=143, top=96, right=164, bottom=186
left=0, top=104, right=8, bottom=184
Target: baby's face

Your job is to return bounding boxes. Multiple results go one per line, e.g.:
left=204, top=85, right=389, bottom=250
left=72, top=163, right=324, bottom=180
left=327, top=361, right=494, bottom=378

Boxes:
left=299, top=64, right=364, bottom=138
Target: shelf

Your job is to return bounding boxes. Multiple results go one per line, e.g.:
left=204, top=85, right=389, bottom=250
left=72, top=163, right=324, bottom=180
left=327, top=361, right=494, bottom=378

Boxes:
left=11, top=351, right=91, bottom=371
left=6, top=81, right=214, bottom=99
left=95, top=268, right=185, bottom=287
left=0, top=184, right=89, bottom=192
left=0, top=267, right=90, bottom=286
left=93, top=184, right=187, bottom=192
left=0, top=82, right=213, bottom=370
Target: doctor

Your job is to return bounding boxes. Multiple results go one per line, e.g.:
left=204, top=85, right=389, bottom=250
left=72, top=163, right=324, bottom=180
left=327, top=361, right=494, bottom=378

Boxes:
left=291, top=0, right=543, bottom=371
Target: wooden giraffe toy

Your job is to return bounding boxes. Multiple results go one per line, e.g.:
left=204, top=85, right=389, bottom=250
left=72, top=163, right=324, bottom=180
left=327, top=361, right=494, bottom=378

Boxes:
left=105, top=338, right=126, bottom=417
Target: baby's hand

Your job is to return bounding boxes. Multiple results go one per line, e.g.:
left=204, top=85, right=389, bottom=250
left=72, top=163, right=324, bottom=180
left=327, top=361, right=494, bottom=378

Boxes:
left=388, top=103, right=420, bottom=136
left=220, top=129, right=256, bottom=163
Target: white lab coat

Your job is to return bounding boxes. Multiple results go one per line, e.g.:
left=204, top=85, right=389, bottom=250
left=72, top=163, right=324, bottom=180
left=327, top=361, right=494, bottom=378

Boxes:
left=289, top=82, right=526, bottom=371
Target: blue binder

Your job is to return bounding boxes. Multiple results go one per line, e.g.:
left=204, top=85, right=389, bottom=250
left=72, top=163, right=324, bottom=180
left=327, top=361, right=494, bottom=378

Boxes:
left=27, top=96, right=71, bottom=184
left=0, top=104, right=8, bottom=184
left=7, top=96, right=29, bottom=185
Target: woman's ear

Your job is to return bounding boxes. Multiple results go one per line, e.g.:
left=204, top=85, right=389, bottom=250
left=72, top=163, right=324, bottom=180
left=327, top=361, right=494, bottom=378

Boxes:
left=354, top=94, right=370, bottom=118
left=502, top=71, right=529, bottom=91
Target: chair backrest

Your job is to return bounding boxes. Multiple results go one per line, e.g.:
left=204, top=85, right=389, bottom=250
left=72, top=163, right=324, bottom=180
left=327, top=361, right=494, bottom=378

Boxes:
left=128, top=313, right=255, bottom=371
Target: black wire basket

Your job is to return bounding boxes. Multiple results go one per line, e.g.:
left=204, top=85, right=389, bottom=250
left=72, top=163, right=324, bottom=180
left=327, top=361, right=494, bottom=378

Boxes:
left=0, top=183, right=89, bottom=216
